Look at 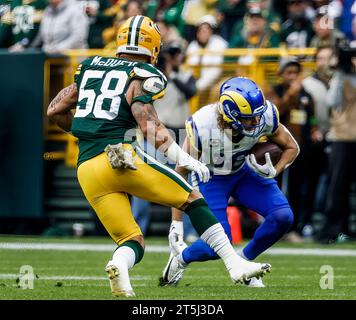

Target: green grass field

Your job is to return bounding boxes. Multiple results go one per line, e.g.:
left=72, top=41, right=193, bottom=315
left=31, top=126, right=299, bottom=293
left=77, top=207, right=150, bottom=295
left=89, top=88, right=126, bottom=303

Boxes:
left=1, top=236, right=356, bottom=300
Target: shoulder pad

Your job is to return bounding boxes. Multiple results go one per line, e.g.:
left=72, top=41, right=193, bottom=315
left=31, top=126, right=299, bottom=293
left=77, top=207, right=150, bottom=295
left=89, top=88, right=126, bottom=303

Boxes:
left=132, top=63, right=167, bottom=82
left=142, top=77, right=165, bottom=94
left=133, top=66, right=158, bottom=79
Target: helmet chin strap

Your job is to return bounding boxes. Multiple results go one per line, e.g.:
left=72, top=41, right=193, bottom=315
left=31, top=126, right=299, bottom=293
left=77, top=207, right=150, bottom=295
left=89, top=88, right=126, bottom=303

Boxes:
left=235, top=114, right=266, bottom=138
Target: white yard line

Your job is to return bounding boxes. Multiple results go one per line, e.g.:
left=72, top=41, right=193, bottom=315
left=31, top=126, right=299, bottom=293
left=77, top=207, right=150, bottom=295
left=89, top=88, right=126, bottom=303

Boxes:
left=1, top=242, right=356, bottom=257
left=0, top=274, right=153, bottom=281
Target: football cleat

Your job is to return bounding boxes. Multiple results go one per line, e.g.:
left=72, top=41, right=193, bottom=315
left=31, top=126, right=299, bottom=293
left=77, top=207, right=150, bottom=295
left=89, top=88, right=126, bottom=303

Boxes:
left=243, top=277, right=266, bottom=288
left=159, top=253, right=187, bottom=287
left=105, top=262, right=135, bottom=298
left=229, top=262, right=271, bottom=284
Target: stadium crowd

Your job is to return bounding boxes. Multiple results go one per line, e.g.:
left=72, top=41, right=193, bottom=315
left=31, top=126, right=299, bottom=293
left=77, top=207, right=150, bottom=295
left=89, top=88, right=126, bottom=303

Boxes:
left=0, top=0, right=355, bottom=244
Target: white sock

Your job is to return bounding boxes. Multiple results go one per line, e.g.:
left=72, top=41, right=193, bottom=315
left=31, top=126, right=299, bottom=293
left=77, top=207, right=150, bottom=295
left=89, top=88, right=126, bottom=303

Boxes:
left=109, top=246, right=136, bottom=291
left=112, top=246, right=136, bottom=270
left=177, top=252, right=187, bottom=267
left=200, top=223, right=247, bottom=271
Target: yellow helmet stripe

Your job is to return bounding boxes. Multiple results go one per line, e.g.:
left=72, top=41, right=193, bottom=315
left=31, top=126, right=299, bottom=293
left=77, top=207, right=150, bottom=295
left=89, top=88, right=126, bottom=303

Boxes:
left=223, top=91, right=252, bottom=115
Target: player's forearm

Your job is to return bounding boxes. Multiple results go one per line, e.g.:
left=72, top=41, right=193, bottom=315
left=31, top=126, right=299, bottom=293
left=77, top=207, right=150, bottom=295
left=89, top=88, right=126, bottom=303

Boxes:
left=271, top=125, right=300, bottom=175
left=149, top=124, right=176, bottom=152
left=175, top=165, right=190, bottom=181
left=172, top=207, right=184, bottom=222
left=131, top=101, right=193, bottom=164
left=47, top=84, right=78, bottom=132
left=274, top=147, right=298, bottom=176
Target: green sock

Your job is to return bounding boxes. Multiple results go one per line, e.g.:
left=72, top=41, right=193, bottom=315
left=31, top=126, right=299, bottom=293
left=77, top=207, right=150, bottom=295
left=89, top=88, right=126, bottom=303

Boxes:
left=185, top=198, right=219, bottom=236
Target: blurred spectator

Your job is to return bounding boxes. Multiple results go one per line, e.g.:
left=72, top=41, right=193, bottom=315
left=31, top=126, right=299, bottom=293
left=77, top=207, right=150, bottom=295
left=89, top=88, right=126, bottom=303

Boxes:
left=316, top=42, right=356, bottom=243
left=0, top=0, right=10, bottom=19
left=231, top=0, right=282, bottom=37
left=28, top=0, right=89, bottom=53
left=146, top=0, right=185, bottom=36
left=103, top=0, right=143, bottom=49
left=313, top=0, right=332, bottom=9
left=77, top=0, right=115, bottom=48
left=253, top=0, right=282, bottom=33
left=352, top=15, right=356, bottom=46
left=155, top=16, right=186, bottom=48
left=155, top=41, right=199, bottom=241
left=155, top=41, right=197, bottom=136
left=281, top=0, right=314, bottom=48
left=310, top=5, right=345, bottom=47
left=303, top=46, right=335, bottom=137
left=302, top=46, right=336, bottom=234
left=229, top=7, right=280, bottom=50
left=186, top=15, right=227, bottom=105
left=182, top=0, right=218, bottom=43
left=217, top=0, right=247, bottom=41
left=0, top=0, right=47, bottom=50
left=336, top=0, right=355, bottom=41
left=267, top=57, right=322, bottom=242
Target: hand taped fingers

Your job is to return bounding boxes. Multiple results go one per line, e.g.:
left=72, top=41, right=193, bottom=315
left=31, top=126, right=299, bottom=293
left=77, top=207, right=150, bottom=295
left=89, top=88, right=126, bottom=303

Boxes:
left=104, top=143, right=137, bottom=170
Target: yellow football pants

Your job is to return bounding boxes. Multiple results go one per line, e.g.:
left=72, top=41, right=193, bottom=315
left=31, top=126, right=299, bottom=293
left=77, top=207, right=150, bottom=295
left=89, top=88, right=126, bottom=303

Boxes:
left=77, top=144, right=193, bottom=245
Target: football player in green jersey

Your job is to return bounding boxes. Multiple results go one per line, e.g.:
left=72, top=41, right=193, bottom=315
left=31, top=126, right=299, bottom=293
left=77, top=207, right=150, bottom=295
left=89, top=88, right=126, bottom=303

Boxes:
left=47, top=15, right=271, bottom=298
left=0, top=0, right=46, bottom=48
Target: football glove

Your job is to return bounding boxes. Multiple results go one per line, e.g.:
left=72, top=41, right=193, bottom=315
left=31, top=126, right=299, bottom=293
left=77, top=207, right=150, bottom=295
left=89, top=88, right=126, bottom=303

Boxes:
left=166, top=141, right=210, bottom=183
left=178, top=158, right=210, bottom=183
left=245, top=153, right=276, bottom=179
left=168, top=220, right=187, bottom=257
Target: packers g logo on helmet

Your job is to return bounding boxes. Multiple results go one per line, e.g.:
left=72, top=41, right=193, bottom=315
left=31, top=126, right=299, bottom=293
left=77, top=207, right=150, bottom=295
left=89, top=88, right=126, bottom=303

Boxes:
left=116, top=15, right=161, bottom=65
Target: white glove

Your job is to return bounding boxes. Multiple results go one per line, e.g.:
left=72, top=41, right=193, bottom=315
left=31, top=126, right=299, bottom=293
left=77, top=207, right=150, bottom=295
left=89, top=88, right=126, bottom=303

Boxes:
left=168, top=220, right=187, bottom=257
left=245, top=152, right=277, bottom=179
left=179, top=158, right=210, bottom=183
left=165, top=141, right=210, bottom=183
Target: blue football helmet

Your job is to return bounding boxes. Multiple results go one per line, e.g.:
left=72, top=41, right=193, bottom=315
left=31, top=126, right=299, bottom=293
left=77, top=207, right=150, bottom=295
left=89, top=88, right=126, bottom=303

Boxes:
left=217, top=77, right=267, bottom=137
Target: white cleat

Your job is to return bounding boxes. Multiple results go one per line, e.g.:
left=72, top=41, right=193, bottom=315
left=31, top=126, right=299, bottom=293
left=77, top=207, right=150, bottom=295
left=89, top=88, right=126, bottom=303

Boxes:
left=159, top=253, right=187, bottom=286
left=243, top=277, right=266, bottom=288
left=105, top=262, right=135, bottom=298
left=229, top=261, right=272, bottom=284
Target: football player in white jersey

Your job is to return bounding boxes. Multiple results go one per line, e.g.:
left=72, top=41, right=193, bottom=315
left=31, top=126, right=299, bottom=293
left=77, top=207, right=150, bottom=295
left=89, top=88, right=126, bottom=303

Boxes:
left=160, top=77, right=300, bottom=287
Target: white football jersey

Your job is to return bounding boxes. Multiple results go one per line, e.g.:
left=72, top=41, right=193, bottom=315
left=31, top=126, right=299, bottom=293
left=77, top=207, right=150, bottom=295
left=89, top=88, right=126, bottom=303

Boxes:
left=186, top=100, right=279, bottom=175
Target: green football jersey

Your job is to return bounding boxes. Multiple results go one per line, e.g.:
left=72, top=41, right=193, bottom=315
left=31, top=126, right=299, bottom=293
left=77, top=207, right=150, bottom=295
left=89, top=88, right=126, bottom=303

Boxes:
left=71, top=55, right=167, bottom=166
left=0, top=0, right=47, bottom=47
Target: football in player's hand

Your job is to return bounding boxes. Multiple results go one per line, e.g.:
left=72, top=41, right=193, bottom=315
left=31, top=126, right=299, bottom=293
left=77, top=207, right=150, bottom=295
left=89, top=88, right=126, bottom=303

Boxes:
left=249, top=141, right=282, bottom=166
